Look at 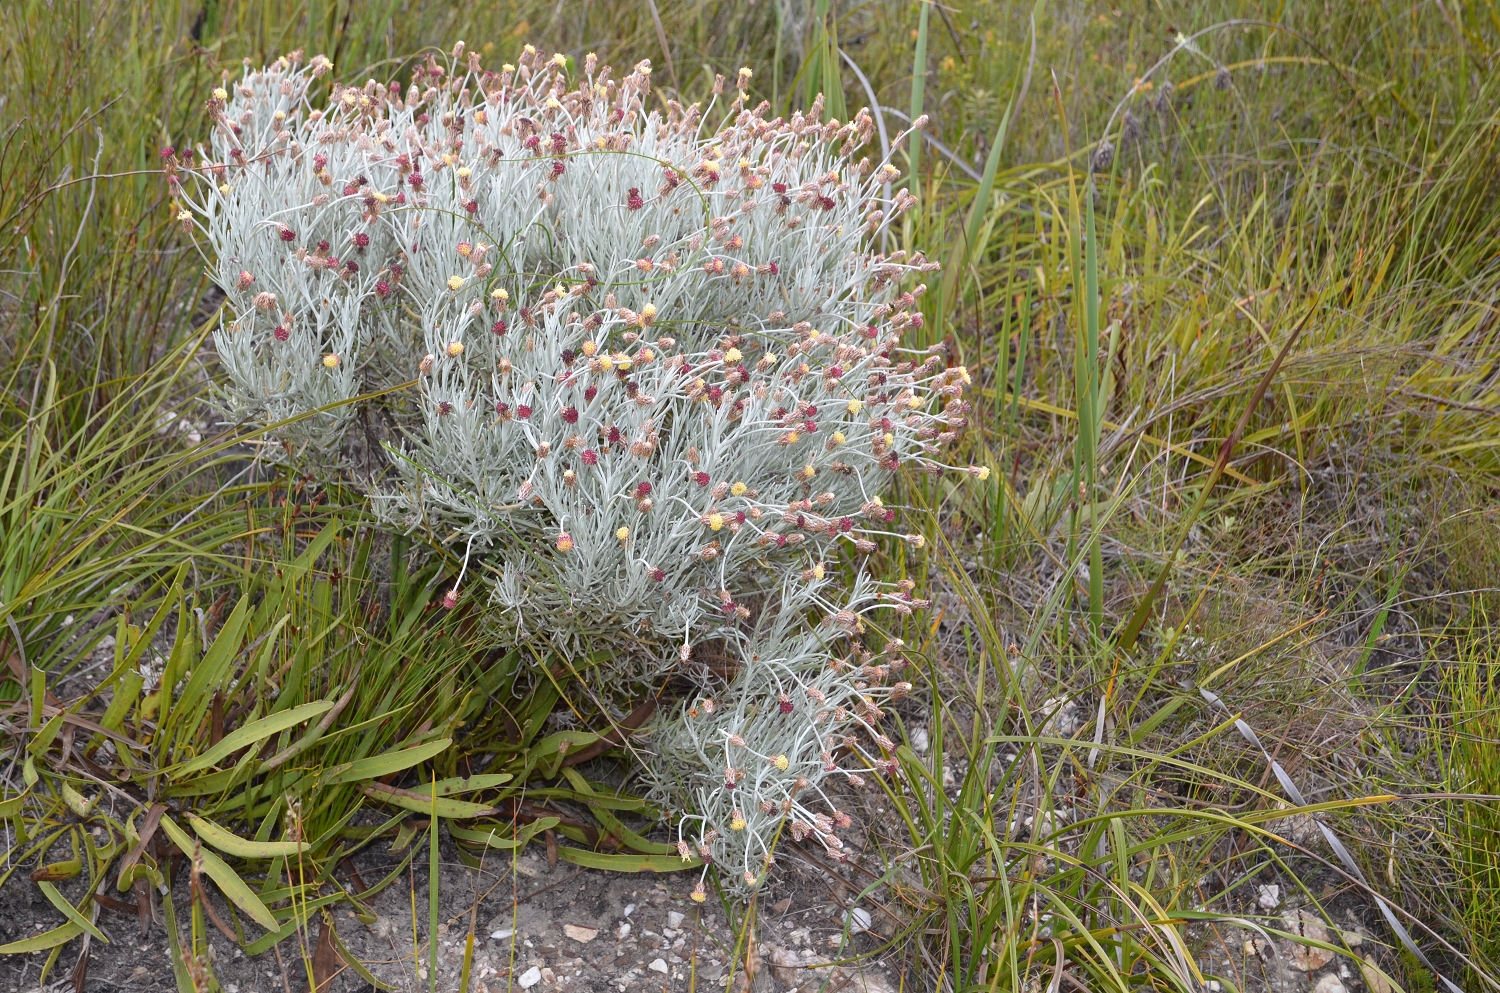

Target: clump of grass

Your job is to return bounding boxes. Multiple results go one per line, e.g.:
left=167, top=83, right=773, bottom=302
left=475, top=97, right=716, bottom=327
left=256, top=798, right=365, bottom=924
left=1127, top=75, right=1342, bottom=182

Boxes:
left=1440, top=621, right=1500, bottom=988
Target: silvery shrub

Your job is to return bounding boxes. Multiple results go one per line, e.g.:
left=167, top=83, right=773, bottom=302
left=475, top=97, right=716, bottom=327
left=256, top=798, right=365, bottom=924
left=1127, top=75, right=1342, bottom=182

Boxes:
left=171, top=44, right=983, bottom=892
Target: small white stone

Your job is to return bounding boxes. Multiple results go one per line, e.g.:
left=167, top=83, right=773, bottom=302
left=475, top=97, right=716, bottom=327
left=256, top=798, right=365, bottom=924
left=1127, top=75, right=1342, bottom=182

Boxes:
left=1256, top=884, right=1280, bottom=909
left=1315, top=974, right=1347, bottom=993
left=666, top=911, right=685, bottom=928
left=517, top=966, right=542, bottom=989
left=623, top=903, right=637, bottom=917
left=491, top=929, right=514, bottom=941
left=648, top=958, right=669, bottom=974
left=564, top=924, right=598, bottom=943
left=1285, top=909, right=1335, bottom=971
left=846, top=907, right=873, bottom=932
left=617, top=923, right=632, bottom=939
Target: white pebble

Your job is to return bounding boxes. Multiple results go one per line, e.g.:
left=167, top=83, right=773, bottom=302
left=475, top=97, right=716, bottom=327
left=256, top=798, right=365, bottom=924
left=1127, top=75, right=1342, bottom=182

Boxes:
left=666, top=911, right=685, bottom=928
left=649, top=958, right=669, bottom=974
left=517, top=966, right=542, bottom=989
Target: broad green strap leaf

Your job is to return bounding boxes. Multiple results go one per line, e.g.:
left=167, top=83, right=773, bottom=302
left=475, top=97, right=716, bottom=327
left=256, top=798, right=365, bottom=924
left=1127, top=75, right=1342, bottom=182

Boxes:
left=187, top=814, right=307, bottom=858
left=25, top=713, right=64, bottom=756
left=321, top=738, right=451, bottom=786
left=0, top=921, right=83, bottom=954
left=118, top=579, right=184, bottom=681
left=448, top=818, right=559, bottom=850
left=0, top=792, right=27, bottom=818
left=157, top=816, right=278, bottom=932
left=430, top=773, right=513, bottom=795
left=242, top=891, right=346, bottom=955
left=168, top=594, right=252, bottom=742
left=170, top=701, right=333, bottom=776
left=358, top=783, right=496, bottom=819
left=556, top=848, right=702, bottom=872
left=38, top=881, right=107, bottom=943
left=560, top=770, right=670, bottom=854
left=329, top=922, right=398, bottom=990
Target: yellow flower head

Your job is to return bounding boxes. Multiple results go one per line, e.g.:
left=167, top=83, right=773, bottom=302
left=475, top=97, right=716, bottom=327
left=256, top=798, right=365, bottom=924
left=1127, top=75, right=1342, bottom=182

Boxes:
left=691, top=883, right=707, bottom=902
left=447, top=275, right=464, bottom=291
left=832, top=431, right=846, bottom=445
left=802, top=464, right=816, bottom=479
left=724, top=347, right=742, bottom=363
left=581, top=340, right=598, bottom=357
left=708, top=513, right=725, bottom=532
left=730, top=813, right=746, bottom=831
left=730, top=482, right=747, bottom=496
left=212, top=87, right=228, bottom=101
left=598, top=355, right=614, bottom=372
left=446, top=341, right=464, bottom=357
left=556, top=532, right=574, bottom=553
left=847, top=398, right=863, bottom=414
left=772, top=754, right=789, bottom=771
left=323, top=353, right=340, bottom=368
left=812, top=563, right=825, bottom=580
left=908, top=394, right=923, bottom=409
left=491, top=287, right=509, bottom=301
left=616, top=526, right=630, bottom=542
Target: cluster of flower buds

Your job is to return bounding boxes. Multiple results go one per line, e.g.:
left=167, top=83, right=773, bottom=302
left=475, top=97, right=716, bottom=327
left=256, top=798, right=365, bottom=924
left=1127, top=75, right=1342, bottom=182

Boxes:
left=176, top=45, right=981, bottom=891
